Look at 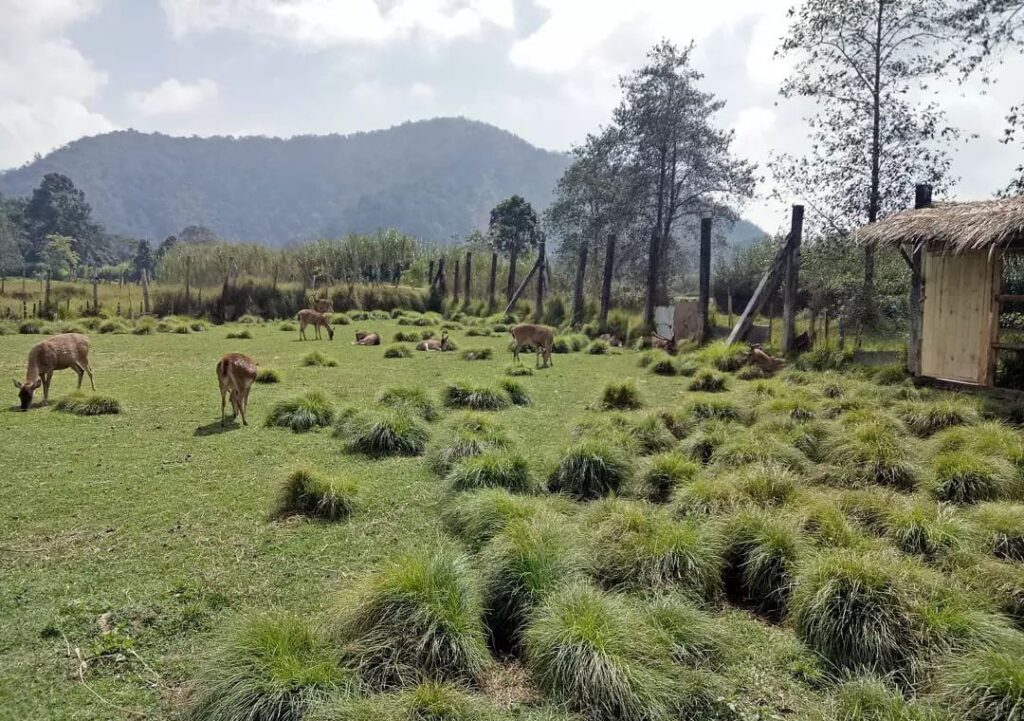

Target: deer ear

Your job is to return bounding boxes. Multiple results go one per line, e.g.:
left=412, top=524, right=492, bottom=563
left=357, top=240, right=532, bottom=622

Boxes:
left=30, top=378, right=42, bottom=390
left=12, top=378, right=20, bottom=390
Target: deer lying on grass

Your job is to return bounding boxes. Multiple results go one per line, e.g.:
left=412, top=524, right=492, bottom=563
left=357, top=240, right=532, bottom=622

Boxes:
left=217, top=353, right=257, bottom=426
left=13, top=332, right=94, bottom=411
left=416, top=331, right=451, bottom=351
left=296, top=309, right=334, bottom=340
left=748, top=345, right=785, bottom=374
left=354, top=331, right=381, bottom=346
left=510, top=323, right=554, bottom=368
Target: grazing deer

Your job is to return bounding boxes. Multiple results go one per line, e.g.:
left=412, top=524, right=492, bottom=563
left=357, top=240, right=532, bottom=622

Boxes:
left=652, top=332, right=677, bottom=355
left=296, top=309, right=334, bottom=340
left=510, top=323, right=554, bottom=368
left=416, top=331, right=451, bottom=351
left=217, top=353, right=258, bottom=426
left=312, top=297, right=333, bottom=313
left=747, top=345, right=785, bottom=374
left=13, top=332, right=94, bottom=411
left=355, top=331, right=381, bottom=346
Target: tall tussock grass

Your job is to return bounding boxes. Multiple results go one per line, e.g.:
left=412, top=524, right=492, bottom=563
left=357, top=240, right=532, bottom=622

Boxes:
left=53, top=392, right=121, bottom=415
left=548, top=438, right=632, bottom=500
left=896, top=397, right=980, bottom=437
left=426, top=415, right=511, bottom=476
left=636, top=452, right=700, bottom=503
left=830, top=418, right=920, bottom=490
left=265, top=391, right=334, bottom=432
left=441, top=488, right=566, bottom=551
left=376, top=386, right=440, bottom=421
left=970, top=503, right=1024, bottom=561
left=442, top=382, right=510, bottom=411
left=272, top=467, right=357, bottom=521
left=600, top=379, right=642, bottom=410
left=446, top=451, right=538, bottom=494
left=722, top=510, right=803, bottom=619
left=937, top=639, right=1024, bottom=721
left=337, top=409, right=429, bottom=457
left=930, top=450, right=1017, bottom=504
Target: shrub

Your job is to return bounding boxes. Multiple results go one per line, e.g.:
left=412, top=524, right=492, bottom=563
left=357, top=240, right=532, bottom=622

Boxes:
left=383, top=344, right=412, bottom=359
left=441, top=489, right=557, bottom=550
left=480, top=516, right=585, bottom=652
left=187, top=612, right=348, bottom=721
left=504, top=365, right=533, bottom=377
left=302, top=350, right=338, bottom=367
left=446, top=451, right=539, bottom=494
left=722, top=510, right=803, bottom=619
left=53, top=392, right=121, bottom=415
left=524, top=583, right=678, bottom=721
left=688, top=370, right=727, bottom=393
left=970, top=503, right=1024, bottom=561
left=549, top=438, right=632, bottom=500
left=587, top=339, right=609, bottom=355
left=394, top=331, right=419, bottom=343
left=643, top=594, right=727, bottom=669
left=273, top=467, right=357, bottom=521
left=588, top=504, right=722, bottom=598
left=340, top=409, right=429, bottom=457
left=265, top=391, right=334, bottom=432
left=931, top=450, right=1016, bottom=504
left=880, top=501, right=973, bottom=561
left=376, top=386, right=440, bottom=421
left=637, top=452, right=700, bottom=503
left=329, top=547, right=490, bottom=689
left=442, top=382, right=509, bottom=411
left=600, top=379, right=642, bottom=410
left=255, top=368, right=281, bottom=384
left=499, top=379, right=530, bottom=406
left=937, top=641, right=1024, bottom=721
left=791, top=550, right=920, bottom=676
left=897, top=398, right=980, bottom=437
left=460, top=347, right=493, bottom=361
left=831, top=419, right=920, bottom=490
left=550, top=337, right=572, bottom=354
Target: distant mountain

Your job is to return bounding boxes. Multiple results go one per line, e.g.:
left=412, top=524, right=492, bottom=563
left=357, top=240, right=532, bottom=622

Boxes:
left=0, top=117, right=765, bottom=246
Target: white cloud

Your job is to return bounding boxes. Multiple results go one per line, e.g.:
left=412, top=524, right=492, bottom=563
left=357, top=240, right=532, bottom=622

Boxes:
left=128, top=78, right=218, bottom=116
left=0, top=0, right=114, bottom=169
left=160, top=0, right=514, bottom=48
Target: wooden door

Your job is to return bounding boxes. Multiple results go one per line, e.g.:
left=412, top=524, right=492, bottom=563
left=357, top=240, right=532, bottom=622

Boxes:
left=920, top=251, right=999, bottom=385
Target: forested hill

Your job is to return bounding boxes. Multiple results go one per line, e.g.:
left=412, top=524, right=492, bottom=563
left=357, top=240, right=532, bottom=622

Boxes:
left=0, top=118, right=569, bottom=244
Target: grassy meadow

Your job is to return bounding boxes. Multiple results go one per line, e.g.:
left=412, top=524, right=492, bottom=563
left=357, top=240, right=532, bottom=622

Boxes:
left=2, top=311, right=1024, bottom=721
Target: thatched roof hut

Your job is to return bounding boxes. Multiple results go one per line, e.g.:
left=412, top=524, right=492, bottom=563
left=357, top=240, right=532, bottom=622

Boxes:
left=855, top=195, right=1024, bottom=253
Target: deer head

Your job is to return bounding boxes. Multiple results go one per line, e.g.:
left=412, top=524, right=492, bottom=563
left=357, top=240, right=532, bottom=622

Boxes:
left=12, top=377, right=41, bottom=411
left=327, top=325, right=335, bottom=341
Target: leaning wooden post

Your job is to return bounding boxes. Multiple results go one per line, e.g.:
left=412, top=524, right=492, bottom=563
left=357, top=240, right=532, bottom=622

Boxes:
left=534, top=239, right=546, bottom=323
left=141, top=269, right=151, bottom=314
left=599, top=233, right=616, bottom=328
left=781, top=205, right=805, bottom=353
left=463, top=252, right=472, bottom=303
left=907, top=184, right=931, bottom=376
left=696, top=218, right=712, bottom=343
left=504, top=257, right=541, bottom=316
left=487, top=252, right=498, bottom=313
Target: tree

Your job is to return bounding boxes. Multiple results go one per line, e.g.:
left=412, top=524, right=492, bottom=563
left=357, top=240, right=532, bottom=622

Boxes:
left=0, top=200, right=25, bottom=276
left=133, top=240, right=155, bottom=280
left=24, top=173, right=105, bottom=265
left=157, top=235, right=177, bottom=259
left=614, top=41, right=755, bottom=326
left=489, top=195, right=540, bottom=301
left=40, top=235, right=78, bottom=279
left=774, top=0, right=955, bottom=327
left=178, top=225, right=219, bottom=245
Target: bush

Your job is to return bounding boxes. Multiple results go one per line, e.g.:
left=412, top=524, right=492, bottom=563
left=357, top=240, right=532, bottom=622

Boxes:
left=394, top=331, right=419, bottom=342
left=18, top=319, right=47, bottom=334
left=446, top=451, right=539, bottom=494
left=383, top=344, right=412, bottom=359
left=970, top=503, right=1024, bottom=561
left=637, top=452, right=700, bottom=503
left=255, top=368, right=281, bottom=384
left=330, top=313, right=350, bottom=325
left=441, top=488, right=559, bottom=550
left=524, top=583, right=678, bottom=721
left=600, top=379, right=642, bottom=410
left=53, top=392, right=121, bottom=415
left=376, top=386, right=440, bottom=421
left=587, top=339, right=609, bottom=355
left=722, top=510, right=803, bottom=619
left=688, top=370, right=727, bottom=393
left=550, top=337, right=572, bottom=354
left=897, top=398, right=980, bottom=437
left=265, top=391, right=334, bottom=432
left=329, top=547, right=490, bottom=690
left=504, top=365, right=533, bottom=377
left=880, top=501, right=973, bottom=561
left=302, top=350, right=338, bottom=367
left=499, top=380, right=530, bottom=406
left=442, top=382, right=509, bottom=411
left=187, top=612, right=348, bottom=721
left=832, top=419, right=920, bottom=490
left=480, top=516, right=585, bottom=652
left=791, top=550, right=920, bottom=676
left=931, top=451, right=1016, bottom=504
left=339, top=409, right=429, bottom=457
left=937, top=641, right=1024, bottom=721
left=549, top=439, right=632, bottom=500
left=273, top=467, right=357, bottom=521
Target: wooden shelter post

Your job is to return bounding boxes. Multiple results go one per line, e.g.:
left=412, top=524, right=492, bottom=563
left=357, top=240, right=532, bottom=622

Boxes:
left=781, top=205, right=804, bottom=353
left=696, top=218, right=712, bottom=343
left=906, top=184, right=931, bottom=375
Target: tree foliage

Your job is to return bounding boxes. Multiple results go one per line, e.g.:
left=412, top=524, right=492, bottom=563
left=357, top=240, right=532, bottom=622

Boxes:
left=489, top=195, right=540, bottom=299
left=23, top=173, right=105, bottom=265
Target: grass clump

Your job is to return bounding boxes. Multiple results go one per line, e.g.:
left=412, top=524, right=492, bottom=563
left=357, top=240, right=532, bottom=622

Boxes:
left=278, top=320, right=296, bottom=331
left=98, top=318, right=128, bottom=334
left=711, top=435, right=807, bottom=472
left=587, top=339, right=609, bottom=355
left=648, top=353, right=678, bottom=376
left=880, top=501, right=973, bottom=561
left=255, top=368, right=281, bottom=384
left=829, top=676, right=938, bottom=721
left=504, top=364, right=533, bottom=377
left=680, top=420, right=737, bottom=464
left=187, top=612, right=348, bottom=721
left=265, top=391, right=334, bottom=432
left=832, top=419, right=920, bottom=490
left=637, top=452, right=700, bottom=503
left=682, top=394, right=745, bottom=423
left=730, top=462, right=800, bottom=507
left=53, top=392, right=121, bottom=415
left=301, top=350, right=338, bottom=367
left=600, top=379, right=642, bottom=410
left=442, top=382, right=510, bottom=411
left=937, top=640, right=1024, bottom=721
left=273, top=467, right=357, bottom=521
left=931, top=451, right=1017, bottom=504
left=524, top=583, right=678, bottom=721
left=643, top=594, right=727, bottom=669
left=376, top=386, right=440, bottom=421
left=688, top=369, right=727, bottom=393
left=425, top=416, right=511, bottom=476
left=340, top=409, right=429, bottom=457
left=441, top=488, right=557, bottom=550
left=697, top=340, right=748, bottom=372
left=499, top=379, right=531, bottom=406
left=394, top=331, right=420, bottom=342
left=383, top=343, right=412, bottom=359
left=460, top=347, right=493, bottom=361
left=970, top=503, right=1024, bottom=561
left=446, top=451, right=539, bottom=494
left=226, top=328, right=253, bottom=339
left=896, top=398, right=980, bottom=437
left=329, top=547, right=490, bottom=690
left=722, top=510, right=803, bottom=619
left=548, top=438, right=632, bottom=500
left=672, top=475, right=747, bottom=517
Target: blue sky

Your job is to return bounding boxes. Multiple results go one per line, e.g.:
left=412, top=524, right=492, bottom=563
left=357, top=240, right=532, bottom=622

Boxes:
left=1, top=0, right=1021, bottom=232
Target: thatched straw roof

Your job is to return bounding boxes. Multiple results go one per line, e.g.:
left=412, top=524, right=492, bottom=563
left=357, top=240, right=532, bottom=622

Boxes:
left=855, top=195, right=1024, bottom=253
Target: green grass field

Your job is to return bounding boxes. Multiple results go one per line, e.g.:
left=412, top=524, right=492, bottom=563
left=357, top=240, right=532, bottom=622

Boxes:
left=2, top=314, right=1023, bottom=721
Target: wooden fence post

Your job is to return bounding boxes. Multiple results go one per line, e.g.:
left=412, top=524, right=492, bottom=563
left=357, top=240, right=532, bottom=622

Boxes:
left=93, top=278, right=99, bottom=312
left=453, top=259, right=461, bottom=304
left=781, top=205, right=804, bottom=353
left=487, top=253, right=498, bottom=313
left=696, top=218, right=712, bottom=343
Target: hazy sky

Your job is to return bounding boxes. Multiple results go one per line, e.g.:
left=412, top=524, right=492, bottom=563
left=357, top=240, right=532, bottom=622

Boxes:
left=1, top=0, right=1021, bottom=233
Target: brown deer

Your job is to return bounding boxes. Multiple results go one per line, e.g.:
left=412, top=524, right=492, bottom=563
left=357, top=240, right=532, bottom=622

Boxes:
left=296, top=309, right=334, bottom=340
left=747, top=345, right=785, bottom=374
left=217, top=353, right=258, bottom=426
left=510, top=323, right=555, bottom=368
left=652, top=332, right=677, bottom=355
left=416, top=331, right=451, bottom=351
left=13, top=332, right=94, bottom=411
left=355, top=331, right=381, bottom=346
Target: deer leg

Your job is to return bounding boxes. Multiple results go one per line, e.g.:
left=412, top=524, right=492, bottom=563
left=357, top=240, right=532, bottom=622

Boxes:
left=239, top=385, right=250, bottom=426
left=75, top=366, right=84, bottom=389
left=42, top=373, right=52, bottom=403
left=220, top=386, right=228, bottom=426
left=512, top=343, right=519, bottom=364
left=85, top=363, right=95, bottom=390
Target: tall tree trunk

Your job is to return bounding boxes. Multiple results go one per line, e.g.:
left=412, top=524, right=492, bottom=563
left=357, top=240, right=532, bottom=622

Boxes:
left=464, top=252, right=472, bottom=303
left=863, top=0, right=884, bottom=332
left=600, top=233, right=617, bottom=329
left=571, top=239, right=589, bottom=327
left=534, top=240, right=546, bottom=323
left=487, top=252, right=498, bottom=313
left=141, top=269, right=151, bottom=314
left=185, top=256, right=191, bottom=315
left=644, top=150, right=668, bottom=327
left=453, top=259, right=461, bottom=304
left=506, top=246, right=518, bottom=302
